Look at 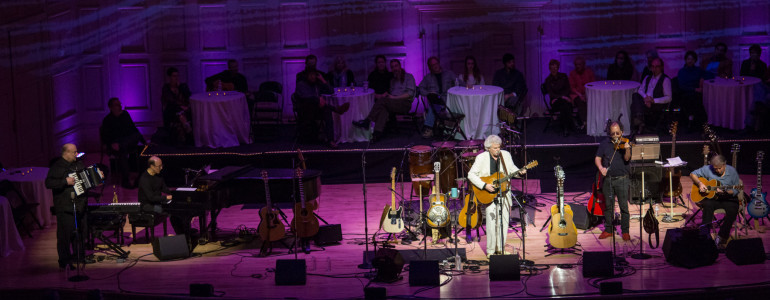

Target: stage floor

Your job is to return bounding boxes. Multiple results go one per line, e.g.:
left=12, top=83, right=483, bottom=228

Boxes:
left=2, top=175, right=770, bottom=299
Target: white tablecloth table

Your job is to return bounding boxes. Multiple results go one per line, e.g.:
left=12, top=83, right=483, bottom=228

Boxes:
left=446, top=85, right=504, bottom=139
left=703, top=76, right=761, bottom=130
left=0, top=167, right=56, bottom=229
left=585, top=80, right=640, bottom=136
left=190, top=92, right=251, bottom=148
left=0, top=195, right=24, bottom=257
left=328, top=87, right=374, bottom=143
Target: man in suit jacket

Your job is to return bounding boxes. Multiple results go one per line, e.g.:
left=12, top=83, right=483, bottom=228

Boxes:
left=467, top=135, right=526, bottom=258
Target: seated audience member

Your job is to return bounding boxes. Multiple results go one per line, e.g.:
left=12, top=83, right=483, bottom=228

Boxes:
left=294, top=70, right=350, bottom=148
left=353, top=59, right=416, bottom=142
left=418, top=56, right=457, bottom=138
left=568, top=56, right=593, bottom=128
left=631, top=58, right=672, bottom=134
left=607, top=50, right=638, bottom=81
left=368, top=55, right=394, bottom=99
left=677, top=51, right=707, bottom=131
left=640, top=49, right=659, bottom=82
left=544, top=59, right=577, bottom=136
left=492, top=53, right=528, bottom=114
left=297, top=54, right=325, bottom=84
left=205, top=59, right=249, bottom=94
left=101, top=98, right=144, bottom=188
left=326, top=56, right=356, bottom=88
left=742, top=44, right=770, bottom=132
left=457, top=55, right=485, bottom=87
left=161, top=67, right=193, bottom=145
left=701, top=42, right=733, bottom=79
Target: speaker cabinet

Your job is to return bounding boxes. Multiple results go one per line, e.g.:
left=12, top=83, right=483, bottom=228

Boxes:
left=489, top=254, right=520, bottom=281
left=630, top=164, right=662, bottom=202
left=152, top=235, right=190, bottom=261
left=662, top=228, right=718, bottom=268
left=409, top=260, right=439, bottom=286
left=313, top=224, right=342, bottom=246
left=372, top=248, right=404, bottom=282
left=726, top=238, right=766, bottom=265
left=582, top=251, right=613, bottom=277
left=569, top=204, right=594, bottom=230
left=276, top=259, right=306, bottom=285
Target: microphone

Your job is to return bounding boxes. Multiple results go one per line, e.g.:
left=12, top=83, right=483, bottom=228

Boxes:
left=76, top=152, right=85, bottom=159
left=70, top=191, right=75, bottom=200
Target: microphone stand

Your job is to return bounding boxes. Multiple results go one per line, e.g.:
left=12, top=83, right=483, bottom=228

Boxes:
left=291, top=158, right=299, bottom=259
left=68, top=191, right=89, bottom=282
left=496, top=156, right=506, bottom=256
left=358, top=142, right=373, bottom=269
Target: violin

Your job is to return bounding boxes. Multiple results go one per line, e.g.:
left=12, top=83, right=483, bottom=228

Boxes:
left=613, top=137, right=631, bottom=150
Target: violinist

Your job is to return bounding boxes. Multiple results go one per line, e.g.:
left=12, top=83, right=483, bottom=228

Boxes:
left=594, top=121, right=632, bottom=241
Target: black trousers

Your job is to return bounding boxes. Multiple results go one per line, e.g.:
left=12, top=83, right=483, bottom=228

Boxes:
left=602, top=176, right=630, bottom=234
left=295, top=97, right=335, bottom=142
left=679, top=91, right=707, bottom=128
left=700, top=197, right=739, bottom=240
left=631, top=93, right=668, bottom=132
left=56, top=209, right=87, bottom=266
left=551, top=98, right=576, bottom=132
left=110, top=132, right=143, bottom=184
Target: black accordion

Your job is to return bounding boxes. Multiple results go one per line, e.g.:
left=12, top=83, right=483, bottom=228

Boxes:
left=69, top=165, right=104, bottom=196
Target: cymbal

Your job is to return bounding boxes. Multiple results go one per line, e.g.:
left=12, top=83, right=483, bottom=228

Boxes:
left=457, top=139, right=483, bottom=148
left=431, top=141, right=457, bottom=149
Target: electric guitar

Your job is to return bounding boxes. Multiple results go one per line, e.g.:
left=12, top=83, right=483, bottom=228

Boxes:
left=381, top=168, right=404, bottom=233
left=661, top=121, right=682, bottom=197
left=258, top=170, right=285, bottom=244
left=291, top=168, right=319, bottom=238
left=426, top=162, right=449, bottom=228
left=690, top=177, right=743, bottom=203
left=748, top=151, right=769, bottom=219
left=548, top=165, right=577, bottom=249
left=472, top=160, right=539, bottom=205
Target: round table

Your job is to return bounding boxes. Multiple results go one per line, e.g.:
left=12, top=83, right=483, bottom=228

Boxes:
left=585, top=80, right=640, bottom=136
left=0, top=195, right=24, bottom=257
left=446, top=85, right=504, bottom=139
left=0, top=167, right=55, bottom=228
left=190, top=92, right=252, bottom=148
left=703, top=76, right=761, bottom=130
left=328, top=87, right=374, bottom=143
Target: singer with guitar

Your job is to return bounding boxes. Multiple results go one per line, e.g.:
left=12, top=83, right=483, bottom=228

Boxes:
left=690, top=155, right=742, bottom=249
left=467, top=135, right=526, bottom=258
left=45, top=143, right=92, bottom=270
left=595, top=122, right=632, bottom=241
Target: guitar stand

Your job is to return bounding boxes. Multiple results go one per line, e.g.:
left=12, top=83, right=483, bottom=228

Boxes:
left=543, top=244, right=581, bottom=257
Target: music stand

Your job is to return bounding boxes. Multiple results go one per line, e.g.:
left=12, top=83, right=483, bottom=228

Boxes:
left=662, top=158, right=686, bottom=223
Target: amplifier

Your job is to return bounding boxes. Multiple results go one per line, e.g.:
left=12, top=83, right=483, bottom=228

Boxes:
left=630, top=144, right=660, bottom=161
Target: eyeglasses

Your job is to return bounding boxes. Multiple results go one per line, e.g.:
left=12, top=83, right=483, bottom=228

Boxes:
left=610, top=131, right=622, bottom=136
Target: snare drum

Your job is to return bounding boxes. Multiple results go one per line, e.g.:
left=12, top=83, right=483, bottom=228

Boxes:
left=409, top=145, right=433, bottom=195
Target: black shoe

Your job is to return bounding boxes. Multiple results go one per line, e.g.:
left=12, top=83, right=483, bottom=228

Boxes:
left=352, top=119, right=370, bottom=130
left=370, top=131, right=383, bottom=143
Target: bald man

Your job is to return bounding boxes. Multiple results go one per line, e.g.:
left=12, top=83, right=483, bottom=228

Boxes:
left=137, top=156, right=190, bottom=243
left=45, top=143, right=89, bottom=270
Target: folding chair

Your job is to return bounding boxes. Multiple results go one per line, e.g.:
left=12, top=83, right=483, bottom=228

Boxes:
left=426, top=93, right=467, bottom=140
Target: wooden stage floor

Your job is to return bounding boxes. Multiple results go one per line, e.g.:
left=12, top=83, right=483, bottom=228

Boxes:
left=2, top=176, right=770, bottom=299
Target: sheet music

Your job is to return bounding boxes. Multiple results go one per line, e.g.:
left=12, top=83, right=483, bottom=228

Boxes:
left=664, top=156, right=687, bottom=168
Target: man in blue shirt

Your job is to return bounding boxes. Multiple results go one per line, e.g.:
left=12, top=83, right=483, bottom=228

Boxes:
left=690, top=155, right=742, bottom=248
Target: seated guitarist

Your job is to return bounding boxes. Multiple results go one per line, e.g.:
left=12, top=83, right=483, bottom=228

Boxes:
left=467, top=135, right=526, bottom=259
left=595, top=122, right=632, bottom=241
left=690, top=155, right=741, bottom=249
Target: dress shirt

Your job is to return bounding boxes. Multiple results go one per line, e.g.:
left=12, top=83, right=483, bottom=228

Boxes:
left=638, top=74, right=672, bottom=104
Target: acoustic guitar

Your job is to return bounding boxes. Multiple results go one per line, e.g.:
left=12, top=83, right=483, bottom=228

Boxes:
left=472, top=160, right=539, bottom=205
left=426, top=162, right=449, bottom=228
left=291, top=168, right=319, bottom=238
left=381, top=167, right=404, bottom=233
left=748, top=151, right=769, bottom=219
left=458, top=191, right=480, bottom=234
left=548, top=165, right=578, bottom=249
left=258, top=170, right=285, bottom=243
left=587, top=172, right=606, bottom=216
left=690, top=177, right=743, bottom=203
left=661, top=121, right=682, bottom=197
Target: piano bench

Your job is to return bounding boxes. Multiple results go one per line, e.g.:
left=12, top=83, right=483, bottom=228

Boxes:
left=129, top=212, right=168, bottom=244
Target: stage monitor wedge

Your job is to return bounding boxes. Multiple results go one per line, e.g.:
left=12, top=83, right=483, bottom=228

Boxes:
left=489, top=254, right=520, bottom=281
left=276, top=259, right=307, bottom=285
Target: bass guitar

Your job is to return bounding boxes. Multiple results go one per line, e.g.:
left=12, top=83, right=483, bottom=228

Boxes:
left=587, top=172, right=606, bottom=216
left=472, top=160, right=539, bottom=205
left=291, top=168, right=319, bottom=238
left=661, top=121, right=682, bottom=197
left=258, top=170, right=286, bottom=243
left=381, top=167, right=404, bottom=233
left=748, top=151, right=769, bottom=219
left=548, top=165, right=577, bottom=249
left=426, top=162, right=449, bottom=228
left=690, top=177, right=743, bottom=203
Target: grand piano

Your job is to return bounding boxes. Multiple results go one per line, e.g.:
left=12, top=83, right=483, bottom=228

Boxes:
left=170, top=166, right=322, bottom=243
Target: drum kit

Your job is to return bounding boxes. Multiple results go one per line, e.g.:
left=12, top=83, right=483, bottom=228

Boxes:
left=408, top=140, right=485, bottom=196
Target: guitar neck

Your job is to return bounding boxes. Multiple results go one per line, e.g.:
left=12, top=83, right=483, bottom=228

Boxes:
left=757, top=161, right=763, bottom=196
left=299, top=176, right=306, bottom=209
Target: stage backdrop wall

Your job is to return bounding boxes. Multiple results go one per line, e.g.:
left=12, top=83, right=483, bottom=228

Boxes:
left=1, top=0, right=768, bottom=166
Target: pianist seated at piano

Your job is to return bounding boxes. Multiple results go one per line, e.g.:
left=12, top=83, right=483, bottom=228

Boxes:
left=45, top=143, right=96, bottom=269
left=137, top=156, right=190, bottom=239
